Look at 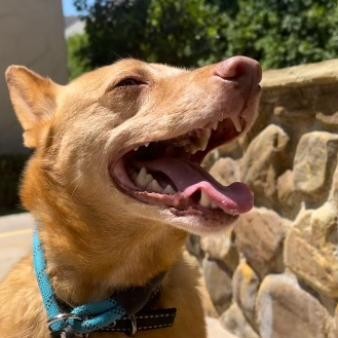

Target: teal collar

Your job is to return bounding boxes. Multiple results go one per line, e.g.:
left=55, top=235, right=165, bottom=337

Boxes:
left=33, top=228, right=126, bottom=336
left=33, top=228, right=176, bottom=337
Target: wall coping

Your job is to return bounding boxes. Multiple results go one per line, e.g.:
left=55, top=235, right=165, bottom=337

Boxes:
left=262, top=59, right=338, bottom=89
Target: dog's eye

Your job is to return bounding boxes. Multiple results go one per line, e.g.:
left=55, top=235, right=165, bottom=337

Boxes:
left=115, top=77, right=145, bottom=87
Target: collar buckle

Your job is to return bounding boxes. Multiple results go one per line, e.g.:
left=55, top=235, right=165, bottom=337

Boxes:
left=48, top=313, right=86, bottom=338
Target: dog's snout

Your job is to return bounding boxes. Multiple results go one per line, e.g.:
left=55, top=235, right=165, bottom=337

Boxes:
left=214, top=56, right=262, bottom=84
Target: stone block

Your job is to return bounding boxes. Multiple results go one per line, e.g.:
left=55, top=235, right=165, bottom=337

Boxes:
left=201, top=228, right=238, bottom=271
left=235, top=207, right=290, bottom=275
left=232, top=261, right=259, bottom=324
left=316, top=112, right=338, bottom=126
left=277, top=170, right=302, bottom=218
left=186, top=235, right=204, bottom=260
left=240, top=124, right=289, bottom=206
left=256, top=274, right=334, bottom=338
left=293, top=132, right=338, bottom=194
left=335, top=306, right=338, bottom=338
left=209, top=157, right=240, bottom=186
left=284, top=202, right=338, bottom=298
left=330, top=163, right=338, bottom=207
left=203, top=258, right=232, bottom=314
left=206, top=317, right=240, bottom=338
left=221, top=303, right=260, bottom=338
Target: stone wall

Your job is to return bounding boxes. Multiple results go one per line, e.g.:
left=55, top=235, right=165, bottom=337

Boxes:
left=190, top=59, right=338, bottom=338
left=0, top=0, right=67, bottom=154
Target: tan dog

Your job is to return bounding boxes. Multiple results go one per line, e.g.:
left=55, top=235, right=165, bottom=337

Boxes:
left=0, top=57, right=261, bottom=338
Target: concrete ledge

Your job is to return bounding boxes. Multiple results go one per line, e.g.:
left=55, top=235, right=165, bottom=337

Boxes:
left=262, top=59, right=338, bottom=88
left=0, top=213, right=34, bottom=279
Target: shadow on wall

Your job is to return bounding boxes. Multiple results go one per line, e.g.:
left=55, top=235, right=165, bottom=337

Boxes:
left=0, top=154, right=29, bottom=214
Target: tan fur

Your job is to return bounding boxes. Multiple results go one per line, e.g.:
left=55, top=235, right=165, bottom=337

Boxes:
left=0, top=58, right=259, bottom=337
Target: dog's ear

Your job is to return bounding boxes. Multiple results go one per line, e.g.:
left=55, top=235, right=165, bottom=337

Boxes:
left=5, top=65, right=59, bottom=148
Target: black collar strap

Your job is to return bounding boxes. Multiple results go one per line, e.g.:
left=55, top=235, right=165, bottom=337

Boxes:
left=52, top=309, right=176, bottom=337
left=96, top=307, right=176, bottom=335
left=53, top=273, right=176, bottom=337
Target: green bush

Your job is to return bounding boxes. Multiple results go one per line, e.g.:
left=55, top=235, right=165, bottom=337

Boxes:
left=72, top=0, right=227, bottom=69
left=67, top=34, right=91, bottom=80
left=0, top=155, right=28, bottom=214
left=227, top=0, right=338, bottom=69
left=70, top=0, right=338, bottom=74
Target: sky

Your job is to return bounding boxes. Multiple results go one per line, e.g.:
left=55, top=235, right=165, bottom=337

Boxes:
left=62, top=0, right=94, bottom=16
left=62, top=0, right=78, bottom=16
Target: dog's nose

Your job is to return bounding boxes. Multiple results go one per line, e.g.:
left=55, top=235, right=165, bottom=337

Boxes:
left=214, top=56, right=262, bottom=84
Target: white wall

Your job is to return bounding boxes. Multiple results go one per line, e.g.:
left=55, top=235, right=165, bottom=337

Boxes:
left=0, top=0, right=68, bottom=154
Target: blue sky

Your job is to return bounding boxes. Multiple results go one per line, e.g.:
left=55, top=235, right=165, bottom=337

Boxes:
left=62, top=0, right=94, bottom=16
left=62, top=0, right=78, bottom=16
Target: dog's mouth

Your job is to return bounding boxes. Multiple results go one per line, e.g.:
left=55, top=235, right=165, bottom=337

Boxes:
left=109, top=113, right=253, bottom=223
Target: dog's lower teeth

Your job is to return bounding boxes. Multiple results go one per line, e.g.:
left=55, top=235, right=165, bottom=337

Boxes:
left=136, top=167, right=153, bottom=188
left=146, top=179, right=162, bottom=193
left=210, top=202, right=218, bottom=209
left=133, top=166, right=176, bottom=194
left=199, top=192, right=219, bottom=209
left=163, top=185, right=175, bottom=194
left=199, top=192, right=210, bottom=207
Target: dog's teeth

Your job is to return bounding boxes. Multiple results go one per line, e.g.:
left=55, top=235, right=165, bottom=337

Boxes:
left=136, top=167, right=153, bottom=188
left=199, top=192, right=211, bottom=207
left=147, top=179, right=163, bottom=193
left=231, top=116, right=242, bottom=133
left=144, top=174, right=153, bottom=186
left=131, top=170, right=138, bottom=181
left=200, top=192, right=219, bottom=209
left=212, top=121, right=218, bottom=130
left=200, top=128, right=211, bottom=151
left=144, top=143, right=150, bottom=147
left=136, top=167, right=147, bottom=188
left=210, top=202, right=218, bottom=209
left=163, top=185, right=175, bottom=194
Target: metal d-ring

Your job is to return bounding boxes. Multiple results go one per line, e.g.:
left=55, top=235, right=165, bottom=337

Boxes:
left=129, top=314, right=138, bottom=336
left=47, top=313, right=82, bottom=332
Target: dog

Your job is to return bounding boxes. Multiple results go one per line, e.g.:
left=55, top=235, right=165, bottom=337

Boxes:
left=0, top=56, right=261, bottom=338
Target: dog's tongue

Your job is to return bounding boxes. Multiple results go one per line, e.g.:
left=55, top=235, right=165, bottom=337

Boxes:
left=143, top=158, right=253, bottom=215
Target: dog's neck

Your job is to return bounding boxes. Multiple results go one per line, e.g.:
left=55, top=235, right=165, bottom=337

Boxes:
left=39, top=220, right=186, bottom=306
left=36, top=216, right=186, bottom=306
left=24, top=164, right=187, bottom=306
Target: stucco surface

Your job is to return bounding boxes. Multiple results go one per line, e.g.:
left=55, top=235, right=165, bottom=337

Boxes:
left=0, top=0, right=67, bottom=154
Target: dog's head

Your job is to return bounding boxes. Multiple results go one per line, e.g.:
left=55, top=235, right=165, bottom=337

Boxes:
left=6, top=57, right=261, bottom=237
